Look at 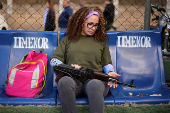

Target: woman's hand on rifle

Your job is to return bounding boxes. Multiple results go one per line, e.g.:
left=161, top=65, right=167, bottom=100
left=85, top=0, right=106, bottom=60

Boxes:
left=71, top=64, right=82, bottom=69
left=108, top=72, right=121, bottom=89
left=71, top=64, right=121, bottom=89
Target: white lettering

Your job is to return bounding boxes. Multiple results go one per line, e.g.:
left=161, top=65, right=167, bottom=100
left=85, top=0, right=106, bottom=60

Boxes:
left=117, top=36, right=121, bottom=47
left=136, top=36, right=140, bottom=47
left=132, top=36, right=136, bottom=47
left=147, top=37, right=151, bottom=48
left=117, top=36, right=151, bottom=48
left=18, top=37, right=22, bottom=48
left=27, top=37, right=34, bottom=48
left=34, top=37, right=38, bottom=48
left=38, top=37, right=43, bottom=48
left=13, top=37, right=18, bottom=48
left=13, top=37, right=49, bottom=49
left=141, top=36, right=144, bottom=47
left=21, top=37, right=27, bottom=48
left=122, top=36, right=127, bottom=47
left=43, top=37, right=49, bottom=49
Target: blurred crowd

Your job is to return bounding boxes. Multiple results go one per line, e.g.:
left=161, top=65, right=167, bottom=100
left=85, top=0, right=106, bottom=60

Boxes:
left=44, top=0, right=116, bottom=31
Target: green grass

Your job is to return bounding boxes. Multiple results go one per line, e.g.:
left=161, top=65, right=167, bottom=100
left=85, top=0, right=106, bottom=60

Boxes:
left=0, top=59, right=170, bottom=113
left=0, top=105, right=170, bottom=113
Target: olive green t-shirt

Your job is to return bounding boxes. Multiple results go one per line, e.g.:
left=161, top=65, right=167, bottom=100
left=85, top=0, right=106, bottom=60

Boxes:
left=51, top=35, right=112, bottom=73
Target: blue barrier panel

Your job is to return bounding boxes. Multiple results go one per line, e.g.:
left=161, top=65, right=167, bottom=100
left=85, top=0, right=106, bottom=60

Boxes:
left=57, top=31, right=114, bottom=105
left=108, top=30, right=170, bottom=105
left=0, top=30, right=57, bottom=106
left=0, top=32, right=12, bottom=94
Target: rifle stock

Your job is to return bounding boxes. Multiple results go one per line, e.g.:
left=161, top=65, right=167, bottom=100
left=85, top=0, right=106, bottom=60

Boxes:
left=55, top=72, right=65, bottom=83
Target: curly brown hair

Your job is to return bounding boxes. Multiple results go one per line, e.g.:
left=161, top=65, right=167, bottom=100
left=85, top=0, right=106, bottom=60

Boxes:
left=66, top=6, right=108, bottom=42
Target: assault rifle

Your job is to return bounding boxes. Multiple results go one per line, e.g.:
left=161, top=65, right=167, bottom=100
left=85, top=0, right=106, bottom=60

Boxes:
left=54, top=64, right=136, bottom=88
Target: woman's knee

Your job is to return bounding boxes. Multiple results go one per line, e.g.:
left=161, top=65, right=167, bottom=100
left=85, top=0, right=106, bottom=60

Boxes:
left=86, top=79, right=105, bottom=93
left=58, top=76, right=76, bottom=89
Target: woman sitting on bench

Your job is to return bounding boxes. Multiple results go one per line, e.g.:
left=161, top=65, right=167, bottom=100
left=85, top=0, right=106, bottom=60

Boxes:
left=50, top=6, right=121, bottom=113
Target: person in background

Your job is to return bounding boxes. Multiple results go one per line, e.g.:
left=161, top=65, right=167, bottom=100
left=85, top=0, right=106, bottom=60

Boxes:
left=58, top=0, right=73, bottom=31
left=44, top=0, right=56, bottom=31
left=79, top=0, right=86, bottom=8
left=51, top=6, right=121, bottom=113
left=103, top=0, right=116, bottom=31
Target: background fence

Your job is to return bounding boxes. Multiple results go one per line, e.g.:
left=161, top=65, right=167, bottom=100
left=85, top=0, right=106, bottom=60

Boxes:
left=0, top=0, right=169, bottom=31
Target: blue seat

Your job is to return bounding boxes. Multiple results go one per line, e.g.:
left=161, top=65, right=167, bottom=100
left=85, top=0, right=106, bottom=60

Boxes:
left=107, top=30, right=170, bottom=105
left=0, top=30, right=57, bottom=106
left=57, top=31, right=114, bottom=105
left=1, top=30, right=170, bottom=106
left=57, top=91, right=114, bottom=105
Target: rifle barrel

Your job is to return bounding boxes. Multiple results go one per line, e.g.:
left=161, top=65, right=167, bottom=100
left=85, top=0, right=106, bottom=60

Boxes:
left=94, top=71, right=136, bottom=87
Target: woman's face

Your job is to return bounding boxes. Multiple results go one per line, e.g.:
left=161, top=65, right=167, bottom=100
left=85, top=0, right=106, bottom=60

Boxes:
left=46, top=2, right=50, bottom=8
left=82, top=15, right=99, bottom=36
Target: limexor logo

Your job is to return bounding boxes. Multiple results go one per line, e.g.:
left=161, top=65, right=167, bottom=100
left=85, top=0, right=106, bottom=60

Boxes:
left=117, top=36, right=151, bottom=48
left=13, top=37, right=49, bottom=49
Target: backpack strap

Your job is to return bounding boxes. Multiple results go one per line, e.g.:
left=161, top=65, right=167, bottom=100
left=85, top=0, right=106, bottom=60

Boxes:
left=20, top=54, right=28, bottom=63
left=40, top=66, right=47, bottom=92
left=34, top=48, right=44, bottom=53
left=20, top=49, right=44, bottom=64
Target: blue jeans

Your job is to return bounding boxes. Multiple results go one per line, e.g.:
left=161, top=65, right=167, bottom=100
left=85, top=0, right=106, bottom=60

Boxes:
left=57, top=76, right=109, bottom=113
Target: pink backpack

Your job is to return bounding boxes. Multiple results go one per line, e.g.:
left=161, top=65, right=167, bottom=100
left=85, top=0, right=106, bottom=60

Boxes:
left=5, top=50, right=48, bottom=98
